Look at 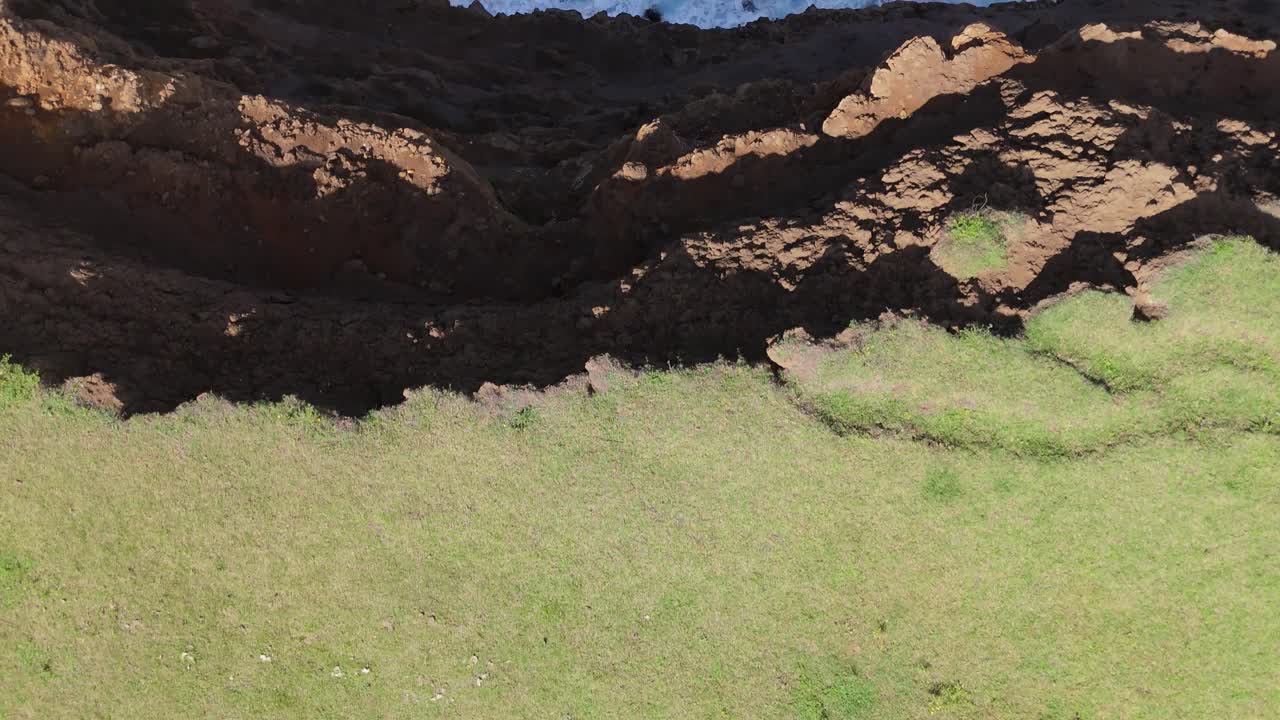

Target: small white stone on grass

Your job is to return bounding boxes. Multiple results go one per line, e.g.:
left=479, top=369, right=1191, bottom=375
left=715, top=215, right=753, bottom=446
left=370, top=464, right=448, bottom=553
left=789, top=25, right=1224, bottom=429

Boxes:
left=259, top=654, right=272, bottom=663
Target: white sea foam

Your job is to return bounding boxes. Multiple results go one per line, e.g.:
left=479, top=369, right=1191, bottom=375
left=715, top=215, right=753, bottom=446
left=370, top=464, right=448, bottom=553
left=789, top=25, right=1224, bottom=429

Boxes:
left=454, top=0, right=1005, bottom=29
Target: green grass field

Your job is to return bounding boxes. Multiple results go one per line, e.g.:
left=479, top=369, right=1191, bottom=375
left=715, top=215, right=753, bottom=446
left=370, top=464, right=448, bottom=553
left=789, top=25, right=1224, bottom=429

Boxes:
left=2, top=238, right=1278, bottom=719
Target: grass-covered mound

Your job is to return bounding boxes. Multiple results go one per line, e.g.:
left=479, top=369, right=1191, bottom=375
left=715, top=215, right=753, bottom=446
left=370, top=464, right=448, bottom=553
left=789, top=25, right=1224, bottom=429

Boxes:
left=784, top=237, right=1280, bottom=456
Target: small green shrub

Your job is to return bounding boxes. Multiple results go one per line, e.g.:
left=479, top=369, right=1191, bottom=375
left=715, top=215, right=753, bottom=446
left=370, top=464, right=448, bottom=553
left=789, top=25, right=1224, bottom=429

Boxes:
left=0, top=355, right=42, bottom=410
left=948, top=213, right=1001, bottom=243
left=508, top=406, right=540, bottom=430
left=252, top=396, right=334, bottom=437
left=933, top=211, right=1014, bottom=279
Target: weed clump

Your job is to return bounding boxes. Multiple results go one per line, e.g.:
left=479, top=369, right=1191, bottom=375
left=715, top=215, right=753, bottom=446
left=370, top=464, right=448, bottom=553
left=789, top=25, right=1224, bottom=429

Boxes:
left=0, top=355, right=41, bottom=410
left=927, top=681, right=974, bottom=713
left=793, top=662, right=877, bottom=719
left=932, top=210, right=1022, bottom=279
left=508, top=405, right=540, bottom=430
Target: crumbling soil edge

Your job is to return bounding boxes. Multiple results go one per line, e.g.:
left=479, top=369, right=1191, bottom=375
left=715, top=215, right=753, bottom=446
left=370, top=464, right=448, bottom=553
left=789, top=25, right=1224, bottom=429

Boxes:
left=1, top=0, right=1278, bottom=415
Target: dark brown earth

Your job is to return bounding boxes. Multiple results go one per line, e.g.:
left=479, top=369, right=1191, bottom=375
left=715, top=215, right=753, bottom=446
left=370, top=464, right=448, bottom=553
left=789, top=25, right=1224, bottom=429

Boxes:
left=1, top=0, right=1278, bottom=414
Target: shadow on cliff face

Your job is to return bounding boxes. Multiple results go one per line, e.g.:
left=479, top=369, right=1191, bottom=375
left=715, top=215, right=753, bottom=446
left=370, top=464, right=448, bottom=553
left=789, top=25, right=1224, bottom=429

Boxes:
left=0, top=183, right=974, bottom=414
left=0, top=81, right=577, bottom=302
left=1, top=7, right=1279, bottom=415
left=1007, top=28, right=1280, bottom=123
left=1009, top=193, right=1280, bottom=312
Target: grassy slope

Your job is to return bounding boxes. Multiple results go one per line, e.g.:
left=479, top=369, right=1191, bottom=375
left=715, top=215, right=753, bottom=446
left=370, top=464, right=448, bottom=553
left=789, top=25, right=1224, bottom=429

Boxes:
left=795, top=238, right=1280, bottom=454
left=2, top=239, right=1278, bottom=720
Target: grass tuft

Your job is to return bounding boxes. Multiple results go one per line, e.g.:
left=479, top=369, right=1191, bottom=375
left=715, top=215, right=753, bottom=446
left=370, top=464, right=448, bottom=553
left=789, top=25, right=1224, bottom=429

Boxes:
left=793, top=662, right=877, bottom=720
left=0, top=355, right=41, bottom=411
left=932, top=211, right=1021, bottom=279
left=927, top=680, right=974, bottom=714
left=0, top=551, right=30, bottom=607
left=507, top=405, right=540, bottom=430
left=923, top=466, right=964, bottom=501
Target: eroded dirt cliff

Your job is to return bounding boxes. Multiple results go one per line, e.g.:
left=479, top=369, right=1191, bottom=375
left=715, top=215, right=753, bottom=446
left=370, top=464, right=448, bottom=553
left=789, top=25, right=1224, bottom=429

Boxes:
left=1, top=0, right=1278, bottom=413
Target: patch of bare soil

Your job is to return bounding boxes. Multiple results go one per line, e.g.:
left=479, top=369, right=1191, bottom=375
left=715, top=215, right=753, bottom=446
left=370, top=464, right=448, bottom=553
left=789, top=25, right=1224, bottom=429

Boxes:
left=0, top=0, right=1277, bottom=414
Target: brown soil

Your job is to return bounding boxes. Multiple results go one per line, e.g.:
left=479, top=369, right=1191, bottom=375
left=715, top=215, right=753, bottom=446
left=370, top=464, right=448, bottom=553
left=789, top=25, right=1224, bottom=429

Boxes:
left=1, top=0, right=1278, bottom=414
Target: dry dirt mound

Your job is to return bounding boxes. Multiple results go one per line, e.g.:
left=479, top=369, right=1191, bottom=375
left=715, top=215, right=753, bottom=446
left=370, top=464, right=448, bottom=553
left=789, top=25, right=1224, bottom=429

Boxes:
left=1, top=0, right=1278, bottom=414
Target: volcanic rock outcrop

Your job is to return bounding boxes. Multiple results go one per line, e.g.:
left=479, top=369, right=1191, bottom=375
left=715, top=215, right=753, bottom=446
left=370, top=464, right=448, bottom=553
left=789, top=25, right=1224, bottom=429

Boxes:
left=0, top=0, right=1277, bottom=413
